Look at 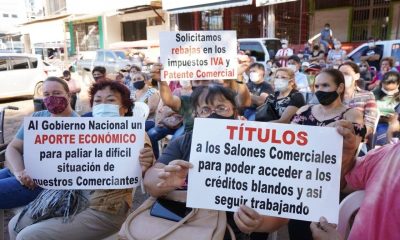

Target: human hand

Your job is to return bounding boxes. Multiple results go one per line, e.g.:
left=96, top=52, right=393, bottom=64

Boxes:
left=150, top=63, right=163, bottom=82
left=310, top=217, right=341, bottom=240
left=237, top=55, right=250, bottom=75
left=234, top=205, right=263, bottom=234
left=335, top=120, right=358, bottom=157
left=139, top=147, right=155, bottom=173
left=15, top=170, right=36, bottom=189
left=157, top=160, right=193, bottom=188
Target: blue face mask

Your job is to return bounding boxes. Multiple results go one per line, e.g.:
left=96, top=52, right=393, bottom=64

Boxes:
left=92, top=104, right=120, bottom=117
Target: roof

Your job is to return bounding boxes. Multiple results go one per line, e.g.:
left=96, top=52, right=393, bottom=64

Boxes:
left=21, top=14, right=71, bottom=26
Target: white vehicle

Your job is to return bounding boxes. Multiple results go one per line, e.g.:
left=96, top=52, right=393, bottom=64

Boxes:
left=0, top=53, right=47, bottom=99
left=238, top=38, right=282, bottom=66
left=43, top=61, right=63, bottom=77
left=348, top=39, right=400, bottom=65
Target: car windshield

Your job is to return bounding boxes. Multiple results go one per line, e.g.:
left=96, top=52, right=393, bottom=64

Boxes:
left=115, top=51, right=126, bottom=60
left=263, top=39, right=281, bottom=59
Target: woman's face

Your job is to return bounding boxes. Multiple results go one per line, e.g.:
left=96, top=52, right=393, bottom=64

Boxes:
left=382, top=77, right=400, bottom=91
left=339, top=65, right=358, bottom=81
left=274, top=70, right=294, bottom=92
left=43, top=81, right=69, bottom=99
left=314, top=72, right=343, bottom=94
left=381, top=60, right=391, bottom=72
left=195, top=90, right=235, bottom=119
left=131, top=73, right=145, bottom=83
left=92, top=86, right=128, bottom=116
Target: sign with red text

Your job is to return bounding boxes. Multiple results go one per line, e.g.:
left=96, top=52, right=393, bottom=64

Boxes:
left=187, top=118, right=343, bottom=223
left=23, top=117, right=145, bottom=190
left=160, top=31, right=238, bottom=81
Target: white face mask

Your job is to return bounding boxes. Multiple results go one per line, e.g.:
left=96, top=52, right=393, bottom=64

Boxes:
left=287, top=64, right=298, bottom=73
left=368, top=42, right=375, bottom=48
left=344, top=75, right=354, bottom=88
left=282, top=44, right=288, bottom=49
left=334, top=45, right=341, bottom=49
left=179, top=80, right=191, bottom=88
left=274, top=78, right=289, bottom=92
left=250, top=72, right=262, bottom=83
left=271, top=67, right=277, bottom=73
left=381, top=88, right=399, bottom=96
left=92, top=104, right=120, bottom=117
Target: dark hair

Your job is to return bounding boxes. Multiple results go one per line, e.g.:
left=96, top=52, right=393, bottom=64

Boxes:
left=271, top=60, right=282, bottom=68
left=375, top=71, right=400, bottom=101
left=92, top=66, right=106, bottom=75
left=381, top=57, right=394, bottom=68
left=288, top=55, right=301, bottom=64
left=249, top=63, right=265, bottom=72
left=191, top=84, right=237, bottom=113
left=63, top=70, right=71, bottom=77
left=339, top=61, right=360, bottom=74
left=129, top=65, right=141, bottom=72
left=316, top=69, right=345, bottom=100
left=45, top=76, right=70, bottom=93
left=325, top=23, right=330, bottom=27
left=89, top=80, right=133, bottom=116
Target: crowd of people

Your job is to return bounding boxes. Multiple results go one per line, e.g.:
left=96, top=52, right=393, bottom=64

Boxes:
left=0, top=33, right=399, bottom=240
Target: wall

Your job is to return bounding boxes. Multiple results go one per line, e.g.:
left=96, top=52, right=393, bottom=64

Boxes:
left=390, top=2, right=400, bottom=40
left=309, top=7, right=351, bottom=43
left=21, top=19, right=65, bottom=49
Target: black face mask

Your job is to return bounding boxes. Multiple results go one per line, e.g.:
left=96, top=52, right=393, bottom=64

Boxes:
left=133, top=80, right=145, bottom=90
left=207, top=113, right=235, bottom=120
left=315, top=91, right=339, bottom=106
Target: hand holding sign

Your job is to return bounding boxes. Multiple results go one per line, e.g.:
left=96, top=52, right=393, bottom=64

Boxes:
left=237, top=55, right=251, bottom=76
left=234, top=205, right=263, bottom=234
left=157, top=160, right=193, bottom=188
left=139, top=147, right=155, bottom=173
left=15, top=169, right=36, bottom=189
left=150, top=63, right=163, bottom=82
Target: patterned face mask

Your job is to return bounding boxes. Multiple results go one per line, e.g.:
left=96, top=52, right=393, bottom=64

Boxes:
left=44, top=96, right=69, bottom=114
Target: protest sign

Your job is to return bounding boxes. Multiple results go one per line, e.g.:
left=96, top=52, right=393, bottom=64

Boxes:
left=23, top=117, right=145, bottom=190
left=187, top=118, right=343, bottom=223
left=159, top=31, right=238, bottom=81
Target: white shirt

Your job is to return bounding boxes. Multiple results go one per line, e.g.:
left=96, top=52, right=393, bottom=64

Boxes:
left=276, top=48, right=293, bottom=67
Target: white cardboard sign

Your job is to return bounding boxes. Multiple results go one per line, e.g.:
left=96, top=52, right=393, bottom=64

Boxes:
left=187, top=118, right=343, bottom=223
left=23, top=117, right=145, bottom=190
left=160, top=31, right=238, bottom=81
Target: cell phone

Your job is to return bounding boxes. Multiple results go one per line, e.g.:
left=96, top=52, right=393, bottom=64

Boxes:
left=150, top=198, right=192, bottom=222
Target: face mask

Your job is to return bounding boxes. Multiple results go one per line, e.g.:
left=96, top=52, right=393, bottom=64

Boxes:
left=315, top=91, right=339, bottom=106
left=313, top=46, right=319, bottom=51
left=282, top=44, right=288, bottom=49
left=368, top=42, right=375, bottom=48
left=271, top=67, right=277, bottom=73
left=360, top=67, right=367, bottom=72
left=334, top=45, right=341, bottom=49
left=250, top=72, right=262, bottom=83
left=325, top=27, right=329, bottom=30
left=44, top=96, right=69, bottom=114
left=92, top=104, right=120, bottom=117
left=133, top=80, right=145, bottom=90
left=344, top=75, right=354, bottom=88
left=93, top=76, right=103, bottom=82
left=381, top=88, right=399, bottom=96
left=180, top=80, right=191, bottom=88
left=287, top=64, right=297, bottom=73
left=207, top=112, right=235, bottom=120
left=274, top=78, right=289, bottom=92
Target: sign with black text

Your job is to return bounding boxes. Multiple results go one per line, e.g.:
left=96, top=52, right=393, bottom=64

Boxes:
left=23, top=117, right=145, bottom=190
left=187, top=118, right=343, bottom=223
left=160, top=31, right=238, bottom=81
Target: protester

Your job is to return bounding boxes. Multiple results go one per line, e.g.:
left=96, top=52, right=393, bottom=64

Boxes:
left=130, top=71, right=160, bottom=131
left=360, top=37, right=383, bottom=71
left=289, top=69, right=365, bottom=239
left=92, top=66, right=106, bottom=82
left=309, top=44, right=325, bottom=62
left=143, top=84, right=288, bottom=239
left=275, top=39, right=294, bottom=67
left=327, top=40, right=346, bottom=68
left=287, top=55, right=311, bottom=101
left=319, top=23, right=334, bottom=53
left=125, top=65, right=141, bottom=92
left=244, top=63, right=274, bottom=120
left=258, top=67, right=305, bottom=123
left=1, top=77, right=78, bottom=209
left=368, top=57, right=395, bottom=90
left=8, top=80, right=155, bottom=240
left=339, top=61, right=378, bottom=137
left=62, top=70, right=81, bottom=110
left=372, top=71, right=400, bottom=145
left=359, top=60, right=373, bottom=89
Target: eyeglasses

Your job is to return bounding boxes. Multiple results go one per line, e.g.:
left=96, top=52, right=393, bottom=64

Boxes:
left=197, top=105, right=232, bottom=117
left=383, top=80, right=398, bottom=84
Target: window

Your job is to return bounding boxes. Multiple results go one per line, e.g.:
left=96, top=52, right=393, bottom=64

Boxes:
left=239, top=42, right=265, bottom=61
left=73, top=22, right=100, bottom=51
left=96, top=51, right=105, bottom=62
left=231, top=6, right=263, bottom=38
left=11, top=14, right=17, bottom=18
left=10, top=57, right=29, bottom=70
left=3, top=13, right=9, bottom=18
left=148, top=16, right=163, bottom=26
left=0, top=57, right=8, bottom=71
left=122, top=20, right=147, bottom=41
left=29, top=57, right=38, bottom=68
left=201, top=9, right=223, bottom=30
left=105, top=52, right=115, bottom=62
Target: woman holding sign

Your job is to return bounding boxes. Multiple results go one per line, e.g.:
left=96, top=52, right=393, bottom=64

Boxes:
left=8, top=80, right=155, bottom=240
left=1, top=77, right=78, bottom=209
left=143, top=84, right=287, bottom=240
left=290, top=69, right=365, bottom=240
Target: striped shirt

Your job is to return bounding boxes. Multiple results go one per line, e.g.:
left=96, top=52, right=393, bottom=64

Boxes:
left=344, top=87, right=378, bottom=130
left=276, top=48, right=293, bottom=67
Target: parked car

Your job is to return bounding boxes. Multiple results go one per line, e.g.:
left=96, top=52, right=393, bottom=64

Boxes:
left=76, top=50, right=136, bottom=76
left=0, top=53, right=46, bottom=100
left=238, top=38, right=282, bottom=67
left=43, top=61, right=63, bottom=77
left=348, top=39, right=400, bottom=65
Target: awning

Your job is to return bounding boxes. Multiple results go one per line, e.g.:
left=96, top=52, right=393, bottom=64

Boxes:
left=66, top=0, right=157, bottom=14
left=162, top=0, right=252, bottom=14
left=255, top=0, right=297, bottom=7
